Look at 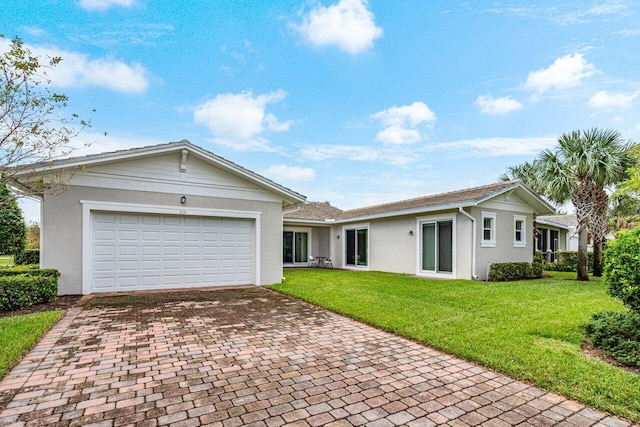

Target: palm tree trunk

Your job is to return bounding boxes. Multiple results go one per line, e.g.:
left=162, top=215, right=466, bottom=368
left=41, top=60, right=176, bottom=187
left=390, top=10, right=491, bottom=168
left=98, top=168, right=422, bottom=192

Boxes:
left=577, top=225, right=589, bottom=281
left=592, top=238, right=602, bottom=276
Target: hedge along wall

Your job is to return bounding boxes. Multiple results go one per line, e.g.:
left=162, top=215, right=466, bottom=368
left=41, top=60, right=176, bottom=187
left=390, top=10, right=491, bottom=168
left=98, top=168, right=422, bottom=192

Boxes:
left=0, top=266, right=59, bottom=312
left=488, top=260, right=543, bottom=282
left=543, top=250, right=594, bottom=272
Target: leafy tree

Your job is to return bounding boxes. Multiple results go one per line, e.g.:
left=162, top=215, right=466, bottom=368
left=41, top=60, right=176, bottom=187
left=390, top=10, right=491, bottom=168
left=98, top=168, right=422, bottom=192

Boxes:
left=1, top=35, right=90, bottom=193
left=604, top=226, right=640, bottom=314
left=25, top=221, right=39, bottom=250
left=0, top=183, right=25, bottom=255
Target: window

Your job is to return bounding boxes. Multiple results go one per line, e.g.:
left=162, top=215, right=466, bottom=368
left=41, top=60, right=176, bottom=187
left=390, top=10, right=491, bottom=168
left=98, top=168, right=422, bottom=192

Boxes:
left=514, top=215, right=526, bottom=247
left=344, top=226, right=368, bottom=267
left=481, top=212, right=496, bottom=247
left=283, top=231, right=309, bottom=263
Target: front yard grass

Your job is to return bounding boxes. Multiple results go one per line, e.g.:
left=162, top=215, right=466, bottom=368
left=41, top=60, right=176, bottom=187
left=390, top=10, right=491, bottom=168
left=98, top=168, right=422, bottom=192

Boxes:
left=270, top=270, right=640, bottom=423
left=0, top=311, right=63, bottom=379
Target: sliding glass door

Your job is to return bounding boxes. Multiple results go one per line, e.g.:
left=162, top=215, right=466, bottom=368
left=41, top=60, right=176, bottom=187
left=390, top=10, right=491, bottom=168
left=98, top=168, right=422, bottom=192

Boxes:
left=283, top=231, right=309, bottom=264
left=421, top=220, right=453, bottom=273
left=345, top=227, right=368, bottom=267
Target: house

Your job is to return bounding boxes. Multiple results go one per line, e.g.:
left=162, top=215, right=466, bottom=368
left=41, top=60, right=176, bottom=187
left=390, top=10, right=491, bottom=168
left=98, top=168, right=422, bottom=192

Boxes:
left=8, top=141, right=306, bottom=295
left=284, top=181, right=556, bottom=280
left=534, top=215, right=573, bottom=261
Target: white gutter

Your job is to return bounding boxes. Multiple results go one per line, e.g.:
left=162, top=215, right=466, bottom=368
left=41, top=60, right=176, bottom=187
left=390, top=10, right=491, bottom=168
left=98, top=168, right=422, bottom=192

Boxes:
left=458, top=207, right=478, bottom=280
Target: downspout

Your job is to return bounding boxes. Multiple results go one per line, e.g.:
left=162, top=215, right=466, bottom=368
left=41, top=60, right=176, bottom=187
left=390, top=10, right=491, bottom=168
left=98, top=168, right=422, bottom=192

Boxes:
left=458, top=207, right=478, bottom=280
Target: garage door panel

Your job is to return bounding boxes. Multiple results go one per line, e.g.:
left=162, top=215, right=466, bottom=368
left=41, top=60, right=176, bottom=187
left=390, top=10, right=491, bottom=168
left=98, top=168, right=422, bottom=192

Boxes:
left=91, top=212, right=255, bottom=292
left=163, top=245, right=181, bottom=256
left=142, top=246, right=160, bottom=256
left=119, top=230, right=139, bottom=241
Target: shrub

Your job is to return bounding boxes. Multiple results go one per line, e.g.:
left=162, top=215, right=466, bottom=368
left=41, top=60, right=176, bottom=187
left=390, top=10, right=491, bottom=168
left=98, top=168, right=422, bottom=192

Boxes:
left=14, top=249, right=39, bottom=266
left=0, top=274, right=58, bottom=312
left=488, top=261, right=542, bottom=282
left=604, top=227, right=640, bottom=314
left=0, top=265, right=59, bottom=278
left=543, top=251, right=594, bottom=273
left=582, top=311, right=640, bottom=368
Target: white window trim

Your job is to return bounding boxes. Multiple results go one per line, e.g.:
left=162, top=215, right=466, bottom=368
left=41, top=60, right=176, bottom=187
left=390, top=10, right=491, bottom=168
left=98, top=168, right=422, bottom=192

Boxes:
left=341, top=223, right=370, bottom=270
left=283, top=227, right=313, bottom=265
left=513, top=215, right=527, bottom=248
left=81, top=200, right=262, bottom=294
left=416, top=213, right=457, bottom=279
left=481, top=211, right=497, bottom=248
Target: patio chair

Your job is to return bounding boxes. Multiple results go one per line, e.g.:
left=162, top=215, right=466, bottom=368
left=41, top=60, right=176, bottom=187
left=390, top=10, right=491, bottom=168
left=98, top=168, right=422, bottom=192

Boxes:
left=308, top=255, right=319, bottom=268
left=322, top=257, right=333, bottom=269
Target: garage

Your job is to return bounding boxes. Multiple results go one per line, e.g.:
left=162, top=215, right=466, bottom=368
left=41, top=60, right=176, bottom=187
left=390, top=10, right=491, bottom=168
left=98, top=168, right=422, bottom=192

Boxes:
left=91, top=212, right=255, bottom=292
left=11, top=140, right=306, bottom=294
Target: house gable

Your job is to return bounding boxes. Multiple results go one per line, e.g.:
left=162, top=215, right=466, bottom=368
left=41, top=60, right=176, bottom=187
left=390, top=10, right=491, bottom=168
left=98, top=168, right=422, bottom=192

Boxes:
left=477, top=193, right=535, bottom=214
left=65, top=152, right=283, bottom=203
left=11, top=141, right=305, bottom=206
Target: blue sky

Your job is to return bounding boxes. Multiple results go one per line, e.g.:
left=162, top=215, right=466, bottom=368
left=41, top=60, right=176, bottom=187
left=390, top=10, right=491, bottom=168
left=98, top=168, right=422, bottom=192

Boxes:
left=3, top=0, right=640, bottom=222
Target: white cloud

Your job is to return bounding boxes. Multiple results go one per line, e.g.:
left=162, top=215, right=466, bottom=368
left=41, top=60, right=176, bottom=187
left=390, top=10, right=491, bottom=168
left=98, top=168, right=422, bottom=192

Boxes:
left=524, top=53, right=595, bottom=94
left=371, top=102, right=436, bottom=145
left=425, top=136, right=557, bottom=157
left=265, top=113, right=292, bottom=132
left=263, top=165, right=315, bottom=182
left=298, top=143, right=417, bottom=166
left=210, top=137, right=281, bottom=152
left=0, top=40, right=149, bottom=93
left=193, top=90, right=291, bottom=151
left=620, top=29, right=640, bottom=36
left=475, top=95, right=523, bottom=115
left=78, top=0, right=136, bottom=11
left=295, top=0, right=383, bottom=54
left=300, top=144, right=380, bottom=161
left=588, top=90, right=637, bottom=110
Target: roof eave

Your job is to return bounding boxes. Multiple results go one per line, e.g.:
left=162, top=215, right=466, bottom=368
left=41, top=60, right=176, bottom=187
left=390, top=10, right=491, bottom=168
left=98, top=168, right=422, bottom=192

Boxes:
left=337, top=201, right=477, bottom=223
left=534, top=219, right=571, bottom=230
left=9, top=140, right=307, bottom=205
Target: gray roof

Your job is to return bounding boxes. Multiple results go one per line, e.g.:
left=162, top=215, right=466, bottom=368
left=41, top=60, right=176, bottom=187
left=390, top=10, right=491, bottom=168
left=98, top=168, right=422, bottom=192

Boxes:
left=338, top=180, right=549, bottom=219
left=284, top=202, right=343, bottom=221
left=283, top=180, right=555, bottom=222
left=10, top=140, right=306, bottom=204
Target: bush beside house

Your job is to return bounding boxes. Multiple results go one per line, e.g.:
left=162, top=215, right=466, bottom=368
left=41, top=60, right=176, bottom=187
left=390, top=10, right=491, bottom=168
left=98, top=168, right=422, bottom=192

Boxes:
left=544, top=251, right=594, bottom=273
left=0, top=266, right=59, bottom=312
left=14, top=250, right=40, bottom=266
left=488, top=259, right=544, bottom=282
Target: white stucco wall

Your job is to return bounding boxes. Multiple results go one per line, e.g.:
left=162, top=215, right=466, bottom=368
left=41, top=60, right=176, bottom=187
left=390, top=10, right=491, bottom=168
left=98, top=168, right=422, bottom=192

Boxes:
left=471, top=206, right=535, bottom=280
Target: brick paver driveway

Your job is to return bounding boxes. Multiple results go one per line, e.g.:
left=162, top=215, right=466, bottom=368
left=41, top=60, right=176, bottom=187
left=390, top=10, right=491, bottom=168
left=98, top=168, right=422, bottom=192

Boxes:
left=0, top=287, right=635, bottom=427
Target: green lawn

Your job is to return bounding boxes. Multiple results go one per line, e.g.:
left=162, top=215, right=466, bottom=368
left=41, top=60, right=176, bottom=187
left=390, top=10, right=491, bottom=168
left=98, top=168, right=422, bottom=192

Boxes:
left=270, top=270, right=640, bottom=423
left=0, top=311, right=63, bottom=379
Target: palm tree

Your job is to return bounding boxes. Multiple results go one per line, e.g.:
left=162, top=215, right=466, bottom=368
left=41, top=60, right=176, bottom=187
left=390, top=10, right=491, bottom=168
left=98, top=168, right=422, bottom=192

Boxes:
left=498, top=160, right=544, bottom=194
left=580, top=129, right=633, bottom=276
left=536, top=129, right=631, bottom=280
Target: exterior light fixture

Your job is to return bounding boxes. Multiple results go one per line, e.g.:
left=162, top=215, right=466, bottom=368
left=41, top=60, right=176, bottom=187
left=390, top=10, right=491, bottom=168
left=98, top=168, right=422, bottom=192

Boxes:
left=409, top=230, right=414, bottom=236
left=180, top=196, right=187, bottom=204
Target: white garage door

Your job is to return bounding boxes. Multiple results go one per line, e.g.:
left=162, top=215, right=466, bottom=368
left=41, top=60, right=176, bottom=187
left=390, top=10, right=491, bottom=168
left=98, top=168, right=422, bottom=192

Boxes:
left=91, top=212, right=254, bottom=292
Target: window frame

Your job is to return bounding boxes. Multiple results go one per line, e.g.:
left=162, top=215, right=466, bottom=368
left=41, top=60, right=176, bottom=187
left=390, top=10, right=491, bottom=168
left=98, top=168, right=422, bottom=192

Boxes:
left=481, top=211, right=497, bottom=248
left=342, top=223, right=370, bottom=270
left=282, top=227, right=312, bottom=265
left=513, top=215, right=526, bottom=248
left=416, top=213, right=457, bottom=278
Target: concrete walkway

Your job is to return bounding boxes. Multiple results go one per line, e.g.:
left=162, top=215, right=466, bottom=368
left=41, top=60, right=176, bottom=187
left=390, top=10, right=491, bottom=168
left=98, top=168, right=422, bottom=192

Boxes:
left=0, top=287, right=635, bottom=427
